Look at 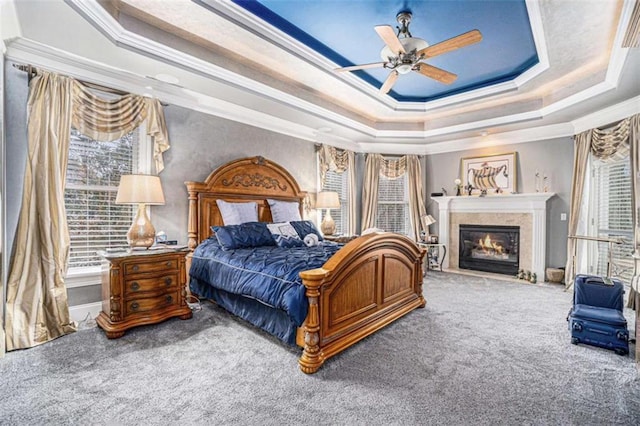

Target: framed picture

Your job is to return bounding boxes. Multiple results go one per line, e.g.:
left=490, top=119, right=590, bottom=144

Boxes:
left=460, top=152, right=517, bottom=195
left=429, top=235, right=439, bottom=244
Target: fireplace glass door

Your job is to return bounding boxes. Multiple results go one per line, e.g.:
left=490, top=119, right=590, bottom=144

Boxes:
left=459, top=225, right=520, bottom=275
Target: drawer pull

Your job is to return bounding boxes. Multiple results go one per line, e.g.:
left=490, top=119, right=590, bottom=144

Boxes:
left=132, top=265, right=139, bottom=272
left=166, top=261, right=173, bottom=267
left=165, top=295, right=173, bottom=303
left=164, top=277, right=172, bottom=286
left=131, top=302, right=140, bottom=311
left=131, top=282, right=140, bottom=291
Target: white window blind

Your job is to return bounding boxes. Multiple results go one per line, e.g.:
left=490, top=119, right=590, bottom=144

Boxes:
left=322, top=169, right=349, bottom=234
left=591, top=157, right=634, bottom=284
left=376, top=174, right=410, bottom=235
left=65, top=128, right=138, bottom=269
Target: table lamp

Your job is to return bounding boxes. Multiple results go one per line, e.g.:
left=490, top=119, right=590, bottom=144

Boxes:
left=315, top=191, right=340, bottom=236
left=116, top=174, right=165, bottom=248
left=421, top=214, right=436, bottom=242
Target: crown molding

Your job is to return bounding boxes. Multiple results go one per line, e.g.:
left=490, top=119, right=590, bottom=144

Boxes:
left=10, top=0, right=638, bottom=156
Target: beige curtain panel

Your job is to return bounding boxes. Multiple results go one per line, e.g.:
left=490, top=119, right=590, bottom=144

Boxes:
left=565, top=114, right=639, bottom=310
left=407, top=155, right=428, bottom=241
left=318, top=144, right=357, bottom=235
left=5, top=72, right=77, bottom=350
left=564, top=130, right=591, bottom=290
left=5, top=70, right=172, bottom=350
left=361, top=153, right=382, bottom=231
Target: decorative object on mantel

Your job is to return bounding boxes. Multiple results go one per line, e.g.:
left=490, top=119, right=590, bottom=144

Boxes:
left=461, top=152, right=517, bottom=195
left=454, top=178, right=462, bottom=196
left=465, top=184, right=474, bottom=196
left=535, top=170, right=541, bottom=192
left=543, top=173, right=549, bottom=192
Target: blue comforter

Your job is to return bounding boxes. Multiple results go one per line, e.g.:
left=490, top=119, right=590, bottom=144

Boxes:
left=189, top=237, right=343, bottom=326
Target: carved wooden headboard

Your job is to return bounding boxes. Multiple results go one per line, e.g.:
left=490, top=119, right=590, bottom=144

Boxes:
left=185, top=156, right=306, bottom=250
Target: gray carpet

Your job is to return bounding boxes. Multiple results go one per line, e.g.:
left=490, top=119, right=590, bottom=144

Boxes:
left=1, top=272, right=638, bottom=425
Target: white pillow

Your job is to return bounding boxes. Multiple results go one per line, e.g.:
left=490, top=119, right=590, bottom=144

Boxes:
left=267, top=199, right=302, bottom=223
left=216, top=200, right=259, bottom=225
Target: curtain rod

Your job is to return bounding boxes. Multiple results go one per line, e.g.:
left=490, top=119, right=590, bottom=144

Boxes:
left=11, top=63, right=169, bottom=106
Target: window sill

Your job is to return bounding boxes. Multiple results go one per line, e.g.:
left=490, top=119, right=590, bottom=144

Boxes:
left=66, top=266, right=101, bottom=288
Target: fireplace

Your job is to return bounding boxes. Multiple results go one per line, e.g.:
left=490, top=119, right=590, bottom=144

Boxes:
left=459, top=224, right=520, bottom=275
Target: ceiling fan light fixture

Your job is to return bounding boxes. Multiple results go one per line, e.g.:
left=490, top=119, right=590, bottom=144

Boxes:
left=396, top=63, right=413, bottom=74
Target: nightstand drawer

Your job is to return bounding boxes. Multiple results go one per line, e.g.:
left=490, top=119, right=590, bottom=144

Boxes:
left=124, top=258, right=179, bottom=275
left=125, top=274, right=178, bottom=296
left=125, top=291, right=178, bottom=316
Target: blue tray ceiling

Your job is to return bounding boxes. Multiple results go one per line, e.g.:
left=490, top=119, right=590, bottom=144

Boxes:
left=231, top=0, right=538, bottom=103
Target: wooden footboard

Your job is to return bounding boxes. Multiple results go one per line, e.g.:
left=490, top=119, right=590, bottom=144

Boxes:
left=297, top=232, right=426, bottom=374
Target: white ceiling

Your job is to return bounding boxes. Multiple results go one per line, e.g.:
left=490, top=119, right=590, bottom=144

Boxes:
left=4, top=0, right=640, bottom=154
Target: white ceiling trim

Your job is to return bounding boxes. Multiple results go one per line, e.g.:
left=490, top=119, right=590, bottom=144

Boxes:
left=204, top=0, right=550, bottom=113
left=11, top=1, right=637, bottom=156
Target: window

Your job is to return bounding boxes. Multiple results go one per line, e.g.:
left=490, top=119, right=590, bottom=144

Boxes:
left=589, top=156, right=634, bottom=284
left=376, top=174, right=410, bottom=235
left=321, top=169, right=349, bottom=234
left=64, top=128, right=140, bottom=271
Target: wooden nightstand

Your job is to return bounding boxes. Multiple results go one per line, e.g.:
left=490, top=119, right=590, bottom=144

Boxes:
left=96, top=249, right=192, bottom=338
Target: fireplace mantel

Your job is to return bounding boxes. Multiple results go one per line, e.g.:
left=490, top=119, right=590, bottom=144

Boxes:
left=432, top=193, right=556, bottom=278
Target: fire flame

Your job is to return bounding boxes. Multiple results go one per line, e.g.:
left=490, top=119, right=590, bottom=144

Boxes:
left=478, top=234, right=504, bottom=255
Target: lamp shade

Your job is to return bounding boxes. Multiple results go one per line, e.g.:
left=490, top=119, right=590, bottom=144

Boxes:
left=116, top=175, right=165, bottom=205
left=422, top=214, right=436, bottom=226
left=315, top=191, right=340, bottom=209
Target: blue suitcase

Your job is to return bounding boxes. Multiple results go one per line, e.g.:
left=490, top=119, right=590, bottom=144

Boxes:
left=568, top=274, right=629, bottom=355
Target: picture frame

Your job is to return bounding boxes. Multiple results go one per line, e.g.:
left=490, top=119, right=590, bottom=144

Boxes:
left=429, top=235, right=439, bottom=244
left=460, top=152, right=517, bottom=195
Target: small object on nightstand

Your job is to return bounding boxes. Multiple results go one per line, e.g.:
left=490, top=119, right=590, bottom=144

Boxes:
left=95, top=248, right=192, bottom=338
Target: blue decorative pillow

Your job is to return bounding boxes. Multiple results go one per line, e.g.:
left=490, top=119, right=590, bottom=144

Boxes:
left=266, top=222, right=306, bottom=248
left=212, top=222, right=275, bottom=250
left=290, top=220, right=324, bottom=241
left=267, top=199, right=302, bottom=223
left=216, top=200, right=259, bottom=225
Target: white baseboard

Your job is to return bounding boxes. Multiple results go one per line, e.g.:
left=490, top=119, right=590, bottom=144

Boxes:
left=69, top=302, right=102, bottom=324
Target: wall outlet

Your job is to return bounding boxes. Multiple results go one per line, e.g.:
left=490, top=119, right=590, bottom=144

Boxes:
left=560, top=213, right=567, bottom=221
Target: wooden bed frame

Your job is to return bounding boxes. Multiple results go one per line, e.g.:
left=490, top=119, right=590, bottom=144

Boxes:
left=185, top=156, right=426, bottom=373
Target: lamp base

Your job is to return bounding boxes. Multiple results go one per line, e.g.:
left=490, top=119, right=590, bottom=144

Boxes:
left=321, top=210, right=336, bottom=236
left=127, top=204, right=156, bottom=249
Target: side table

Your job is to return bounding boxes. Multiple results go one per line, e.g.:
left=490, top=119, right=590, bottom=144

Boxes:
left=417, top=242, right=447, bottom=273
left=96, top=248, right=192, bottom=338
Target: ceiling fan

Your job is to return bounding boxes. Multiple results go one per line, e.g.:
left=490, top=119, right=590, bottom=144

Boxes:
left=335, top=12, right=482, bottom=94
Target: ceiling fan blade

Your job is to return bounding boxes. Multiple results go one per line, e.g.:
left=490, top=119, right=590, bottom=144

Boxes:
left=374, top=25, right=406, bottom=55
left=417, top=29, right=482, bottom=59
left=379, top=70, right=399, bottom=94
left=415, top=63, right=457, bottom=84
left=335, top=62, right=386, bottom=72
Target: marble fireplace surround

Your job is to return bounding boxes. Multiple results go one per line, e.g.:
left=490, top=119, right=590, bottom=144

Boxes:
left=432, top=193, right=555, bottom=278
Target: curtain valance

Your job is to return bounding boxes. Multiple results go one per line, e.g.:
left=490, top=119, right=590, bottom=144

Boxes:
left=71, top=80, right=170, bottom=172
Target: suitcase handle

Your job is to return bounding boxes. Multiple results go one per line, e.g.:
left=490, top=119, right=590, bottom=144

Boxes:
left=585, top=277, right=614, bottom=286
